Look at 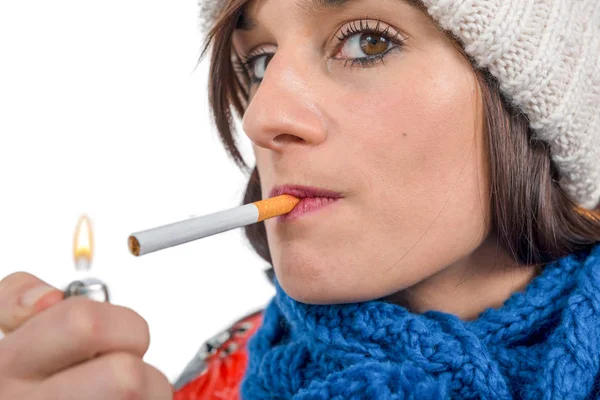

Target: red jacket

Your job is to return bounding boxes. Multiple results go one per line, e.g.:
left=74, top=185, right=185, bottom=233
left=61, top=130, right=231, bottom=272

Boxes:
left=173, top=310, right=263, bottom=400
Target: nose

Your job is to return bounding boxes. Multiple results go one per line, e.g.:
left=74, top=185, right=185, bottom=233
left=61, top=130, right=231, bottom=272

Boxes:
left=241, top=51, right=327, bottom=152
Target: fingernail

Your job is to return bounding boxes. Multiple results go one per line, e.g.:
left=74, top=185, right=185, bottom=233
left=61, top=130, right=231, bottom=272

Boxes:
left=20, top=285, right=58, bottom=308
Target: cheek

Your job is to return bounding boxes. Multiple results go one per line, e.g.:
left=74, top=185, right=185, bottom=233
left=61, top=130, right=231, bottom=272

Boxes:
left=341, top=54, right=483, bottom=201
left=332, top=54, right=490, bottom=283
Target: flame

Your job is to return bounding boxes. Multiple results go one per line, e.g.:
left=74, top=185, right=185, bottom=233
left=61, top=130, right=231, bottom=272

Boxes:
left=73, top=215, right=94, bottom=266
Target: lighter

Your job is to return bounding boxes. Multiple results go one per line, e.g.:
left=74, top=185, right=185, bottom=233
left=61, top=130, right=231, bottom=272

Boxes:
left=63, top=215, right=110, bottom=303
left=64, top=278, right=110, bottom=302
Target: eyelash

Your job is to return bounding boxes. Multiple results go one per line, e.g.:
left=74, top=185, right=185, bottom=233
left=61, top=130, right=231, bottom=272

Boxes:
left=334, top=19, right=406, bottom=68
left=234, top=18, right=406, bottom=83
left=235, top=49, right=270, bottom=79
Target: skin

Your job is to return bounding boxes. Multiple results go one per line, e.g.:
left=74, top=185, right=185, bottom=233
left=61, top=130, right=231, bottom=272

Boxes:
left=0, top=272, right=173, bottom=399
left=233, top=0, right=539, bottom=319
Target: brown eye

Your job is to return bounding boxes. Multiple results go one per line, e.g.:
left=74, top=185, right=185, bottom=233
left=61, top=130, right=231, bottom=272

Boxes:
left=339, top=31, right=394, bottom=59
left=360, top=34, right=389, bottom=56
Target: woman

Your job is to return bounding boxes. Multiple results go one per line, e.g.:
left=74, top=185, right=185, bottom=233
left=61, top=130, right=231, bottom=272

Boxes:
left=173, top=0, right=600, bottom=398
left=0, top=0, right=598, bottom=399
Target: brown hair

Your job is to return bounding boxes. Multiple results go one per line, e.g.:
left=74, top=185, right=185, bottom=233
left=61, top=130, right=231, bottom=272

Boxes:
left=200, top=0, right=600, bottom=269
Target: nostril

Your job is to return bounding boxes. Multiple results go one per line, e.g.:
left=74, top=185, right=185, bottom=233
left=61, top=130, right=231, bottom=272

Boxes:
left=273, top=134, right=305, bottom=145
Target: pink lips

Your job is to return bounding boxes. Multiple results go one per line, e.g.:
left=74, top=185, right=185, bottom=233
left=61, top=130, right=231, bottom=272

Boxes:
left=270, top=185, right=342, bottom=221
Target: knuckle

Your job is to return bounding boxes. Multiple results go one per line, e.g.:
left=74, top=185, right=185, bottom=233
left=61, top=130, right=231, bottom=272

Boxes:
left=63, top=298, right=104, bottom=348
left=61, top=301, right=151, bottom=357
left=109, top=353, right=146, bottom=400
left=118, top=306, right=151, bottom=354
left=134, top=312, right=151, bottom=352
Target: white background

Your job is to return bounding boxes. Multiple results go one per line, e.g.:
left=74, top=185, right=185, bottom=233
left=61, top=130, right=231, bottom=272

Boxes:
left=0, top=0, right=275, bottom=382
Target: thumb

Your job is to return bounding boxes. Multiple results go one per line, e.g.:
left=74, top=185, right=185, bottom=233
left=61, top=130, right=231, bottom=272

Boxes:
left=0, top=272, right=64, bottom=335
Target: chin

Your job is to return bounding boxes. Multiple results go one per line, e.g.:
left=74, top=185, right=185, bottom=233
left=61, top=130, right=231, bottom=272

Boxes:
left=277, top=277, right=335, bottom=305
left=273, top=261, right=329, bottom=304
left=273, top=259, right=377, bottom=305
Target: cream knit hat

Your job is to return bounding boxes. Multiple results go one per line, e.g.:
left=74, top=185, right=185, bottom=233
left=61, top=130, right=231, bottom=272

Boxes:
left=200, top=0, right=600, bottom=210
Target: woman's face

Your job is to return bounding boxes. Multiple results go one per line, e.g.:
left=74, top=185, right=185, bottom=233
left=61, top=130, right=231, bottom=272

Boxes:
left=233, top=0, right=490, bottom=304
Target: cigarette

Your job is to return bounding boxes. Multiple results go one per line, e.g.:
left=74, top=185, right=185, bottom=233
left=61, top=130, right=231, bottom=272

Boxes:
left=128, top=194, right=300, bottom=257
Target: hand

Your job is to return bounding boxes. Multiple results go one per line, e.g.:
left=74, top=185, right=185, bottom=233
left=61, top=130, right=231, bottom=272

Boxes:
left=0, top=272, right=173, bottom=399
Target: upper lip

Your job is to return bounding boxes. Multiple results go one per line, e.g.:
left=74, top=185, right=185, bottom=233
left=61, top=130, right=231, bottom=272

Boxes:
left=270, top=184, right=343, bottom=199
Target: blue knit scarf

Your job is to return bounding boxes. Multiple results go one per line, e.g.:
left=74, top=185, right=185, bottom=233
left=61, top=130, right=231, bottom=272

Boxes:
left=241, top=244, right=600, bottom=399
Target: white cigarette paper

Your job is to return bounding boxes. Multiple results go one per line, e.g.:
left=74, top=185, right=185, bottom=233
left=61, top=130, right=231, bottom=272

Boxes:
left=128, top=194, right=299, bottom=256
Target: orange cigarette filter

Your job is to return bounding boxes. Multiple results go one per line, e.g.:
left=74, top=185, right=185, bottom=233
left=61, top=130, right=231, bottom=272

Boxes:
left=254, top=194, right=300, bottom=222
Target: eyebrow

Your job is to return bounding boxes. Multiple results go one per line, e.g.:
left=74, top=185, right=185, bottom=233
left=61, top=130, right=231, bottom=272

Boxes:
left=235, top=0, right=358, bottom=31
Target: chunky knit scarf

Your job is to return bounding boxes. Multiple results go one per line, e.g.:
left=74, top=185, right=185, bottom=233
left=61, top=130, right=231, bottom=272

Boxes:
left=241, top=244, right=600, bottom=399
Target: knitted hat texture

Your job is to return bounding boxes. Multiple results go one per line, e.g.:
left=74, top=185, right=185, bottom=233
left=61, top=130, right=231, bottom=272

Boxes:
left=200, top=0, right=600, bottom=209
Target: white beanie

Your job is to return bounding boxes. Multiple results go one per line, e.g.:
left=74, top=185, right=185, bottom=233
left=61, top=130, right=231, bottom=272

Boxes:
left=200, top=0, right=600, bottom=210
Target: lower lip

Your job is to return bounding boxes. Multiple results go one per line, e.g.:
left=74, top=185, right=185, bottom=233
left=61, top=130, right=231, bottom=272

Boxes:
left=278, top=197, right=340, bottom=221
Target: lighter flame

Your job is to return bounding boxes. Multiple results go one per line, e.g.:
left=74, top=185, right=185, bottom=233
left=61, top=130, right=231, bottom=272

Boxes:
left=73, top=215, right=94, bottom=269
